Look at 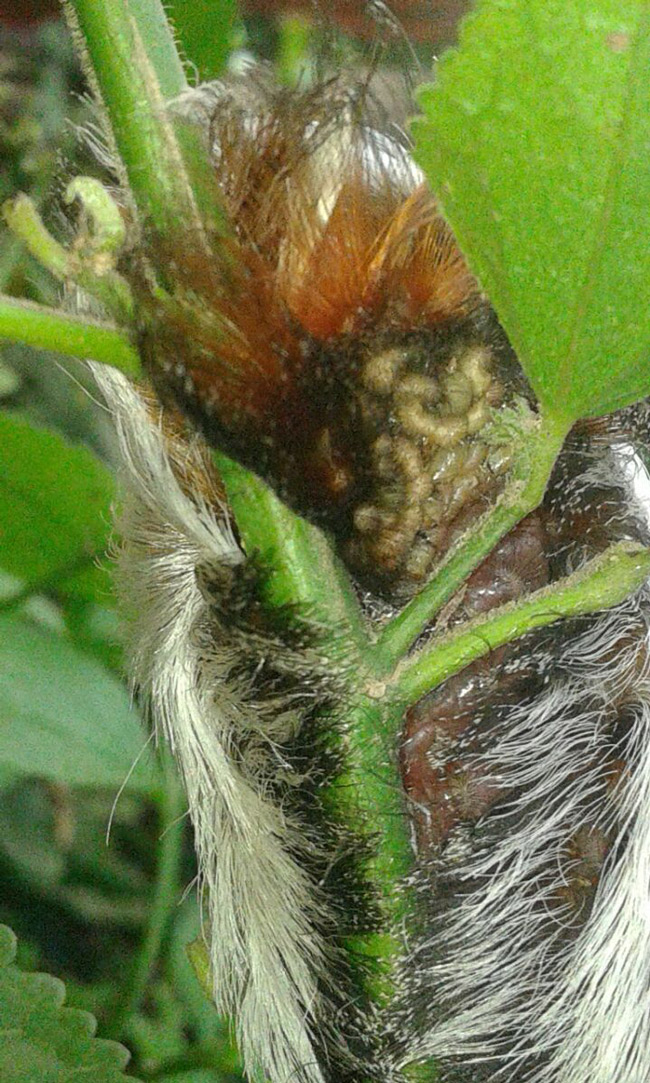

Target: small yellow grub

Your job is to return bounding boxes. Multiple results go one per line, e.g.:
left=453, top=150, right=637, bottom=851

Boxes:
left=372, top=432, right=394, bottom=459
left=405, top=541, right=436, bottom=579
left=392, top=438, right=431, bottom=501
left=353, top=503, right=393, bottom=533
left=423, top=414, right=469, bottom=447
left=395, top=373, right=439, bottom=401
left=396, top=400, right=467, bottom=445
left=466, top=399, right=491, bottom=434
left=441, top=369, right=474, bottom=414
left=462, top=441, right=488, bottom=472
left=460, top=345, right=493, bottom=396
left=430, top=446, right=463, bottom=483
left=444, top=472, right=480, bottom=518
left=362, top=348, right=406, bottom=394
left=368, top=530, right=410, bottom=569
left=422, top=494, right=444, bottom=522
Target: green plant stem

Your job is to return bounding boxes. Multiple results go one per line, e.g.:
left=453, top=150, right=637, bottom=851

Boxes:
left=3, top=195, right=67, bottom=278
left=215, top=453, right=368, bottom=653
left=125, top=0, right=187, bottom=96
left=0, top=39, right=76, bottom=294
left=3, top=194, right=134, bottom=319
left=216, top=454, right=413, bottom=990
left=104, top=756, right=186, bottom=1040
left=333, top=689, right=414, bottom=1001
left=0, top=235, right=27, bottom=295
left=393, top=540, right=650, bottom=709
left=277, top=15, right=313, bottom=86
left=64, top=0, right=223, bottom=254
left=0, top=295, right=140, bottom=374
left=372, top=411, right=570, bottom=670
left=65, top=176, right=127, bottom=255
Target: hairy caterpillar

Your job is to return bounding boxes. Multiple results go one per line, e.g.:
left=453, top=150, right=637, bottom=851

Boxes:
left=396, top=413, right=650, bottom=1082
left=91, top=365, right=379, bottom=1082
left=94, top=69, right=650, bottom=1083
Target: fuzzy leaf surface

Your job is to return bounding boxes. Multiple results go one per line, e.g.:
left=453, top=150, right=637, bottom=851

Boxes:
left=0, top=614, right=158, bottom=793
left=413, top=0, right=650, bottom=420
left=0, top=924, right=143, bottom=1082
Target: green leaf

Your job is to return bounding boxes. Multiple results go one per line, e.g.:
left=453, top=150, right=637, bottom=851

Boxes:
left=0, top=780, right=66, bottom=890
left=0, top=764, right=18, bottom=790
left=0, top=614, right=158, bottom=793
left=0, top=412, right=115, bottom=604
left=0, top=924, right=143, bottom=1083
left=168, top=898, right=242, bottom=1064
left=413, top=0, right=650, bottom=421
left=168, top=0, right=239, bottom=81
left=156, top=1073, right=234, bottom=1082
left=63, top=599, right=125, bottom=674
left=0, top=780, right=150, bottom=923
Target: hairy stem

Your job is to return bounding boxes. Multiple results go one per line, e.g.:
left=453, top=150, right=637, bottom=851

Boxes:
left=0, top=295, right=140, bottom=374
left=392, top=540, right=650, bottom=708
left=64, top=0, right=224, bottom=257
left=216, top=454, right=414, bottom=996
left=3, top=194, right=134, bottom=320
left=215, top=453, right=367, bottom=648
